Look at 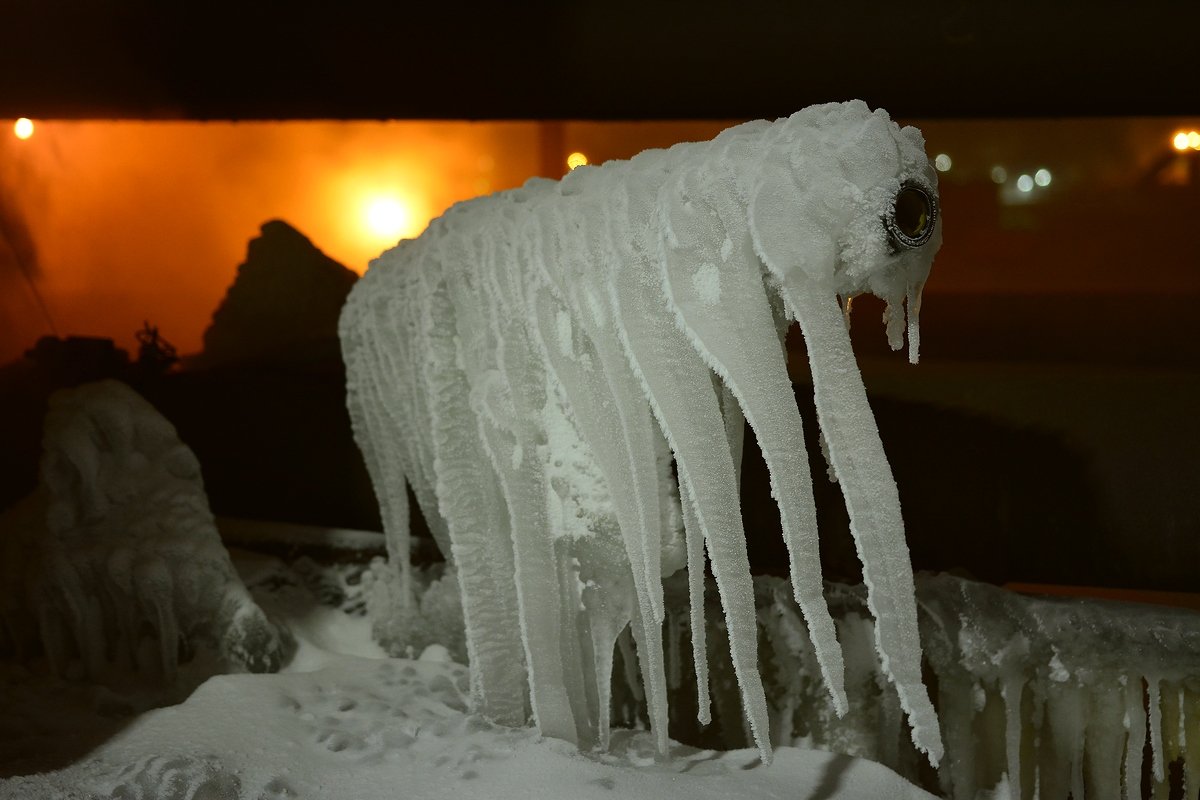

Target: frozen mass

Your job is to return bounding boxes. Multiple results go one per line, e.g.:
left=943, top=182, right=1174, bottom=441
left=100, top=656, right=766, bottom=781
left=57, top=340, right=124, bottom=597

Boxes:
left=340, top=100, right=943, bottom=764
left=2, top=101, right=1199, bottom=800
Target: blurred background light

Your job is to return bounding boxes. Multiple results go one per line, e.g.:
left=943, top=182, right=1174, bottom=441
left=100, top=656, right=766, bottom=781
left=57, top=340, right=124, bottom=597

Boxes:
left=566, top=151, right=588, bottom=170
left=934, top=153, right=952, bottom=172
left=13, top=118, right=33, bottom=139
left=1034, top=168, right=1052, bottom=187
left=1016, top=174, right=1034, bottom=192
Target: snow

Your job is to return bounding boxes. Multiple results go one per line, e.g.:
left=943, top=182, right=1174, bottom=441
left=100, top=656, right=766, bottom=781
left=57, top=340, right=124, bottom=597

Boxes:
left=340, top=100, right=944, bottom=764
left=0, top=381, right=292, bottom=683
left=0, top=546, right=937, bottom=800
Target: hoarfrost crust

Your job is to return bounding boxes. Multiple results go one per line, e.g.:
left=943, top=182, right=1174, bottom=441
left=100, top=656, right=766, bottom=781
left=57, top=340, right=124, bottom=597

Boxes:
left=340, top=100, right=943, bottom=764
left=0, top=380, right=293, bottom=682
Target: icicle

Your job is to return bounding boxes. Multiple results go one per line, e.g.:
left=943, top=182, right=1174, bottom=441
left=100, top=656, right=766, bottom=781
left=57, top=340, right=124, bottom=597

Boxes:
left=416, top=266, right=527, bottom=725
left=133, top=557, right=178, bottom=683
left=655, top=176, right=848, bottom=722
left=906, top=281, right=924, bottom=365
left=1086, top=682, right=1125, bottom=800
left=529, top=286, right=669, bottom=750
left=475, top=403, right=578, bottom=744
left=1148, top=674, right=1164, bottom=784
left=1124, top=675, right=1147, bottom=800
left=1001, top=675, right=1024, bottom=796
left=783, top=284, right=941, bottom=766
left=938, top=673, right=978, bottom=800
left=609, top=254, right=770, bottom=759
left=680, top=479, right=711, bottom=726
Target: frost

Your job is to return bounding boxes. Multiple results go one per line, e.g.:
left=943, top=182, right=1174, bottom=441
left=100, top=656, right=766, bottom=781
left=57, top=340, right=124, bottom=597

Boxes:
left=340, top=101, right=944, bottom=764
left=0, top=380, right=293, bottom=681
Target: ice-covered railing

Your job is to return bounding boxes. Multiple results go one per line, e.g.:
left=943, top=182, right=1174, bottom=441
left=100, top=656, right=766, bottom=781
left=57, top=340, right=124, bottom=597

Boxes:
left=653, top=574, right=1200, bottom=799
left=340, top=100, right=944, bottom=764
left=921, top=575, right=1200, bottom=800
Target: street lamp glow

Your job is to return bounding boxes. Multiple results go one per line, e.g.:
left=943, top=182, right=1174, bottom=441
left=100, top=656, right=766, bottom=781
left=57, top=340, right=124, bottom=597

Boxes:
left=1034, top=168, right=1052, bottom=187
left=934, top=153, right=952, bottom=172
left=1174, top=132, right=1190, bottom=151
left=1016, top=174, right=1034, bottom=192
left=13, top=118, right=33, bottom=140
left=365, top=196, right=414, bottom=241
left=566, top=152, right=589, bottom=170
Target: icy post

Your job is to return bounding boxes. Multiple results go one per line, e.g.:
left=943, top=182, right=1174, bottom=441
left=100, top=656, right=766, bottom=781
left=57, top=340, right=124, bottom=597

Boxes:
left=340, top=100, right=944, bottom=765
left=0, top=380, right=293, bottom=681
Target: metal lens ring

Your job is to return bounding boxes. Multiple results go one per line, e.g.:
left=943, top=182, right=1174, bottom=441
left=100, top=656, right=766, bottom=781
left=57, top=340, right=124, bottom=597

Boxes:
left=886, top=181, right=938, bottom=249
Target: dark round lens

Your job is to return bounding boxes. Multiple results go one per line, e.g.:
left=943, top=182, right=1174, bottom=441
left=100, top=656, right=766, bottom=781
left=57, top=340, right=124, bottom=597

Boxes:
left=887, top=183, right=937, bottom=249
left=895, top=188, right=930, bottom=238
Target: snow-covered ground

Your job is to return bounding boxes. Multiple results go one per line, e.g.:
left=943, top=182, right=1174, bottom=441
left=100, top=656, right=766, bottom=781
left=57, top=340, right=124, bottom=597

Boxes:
left=1, top=547, right=935, bottom=800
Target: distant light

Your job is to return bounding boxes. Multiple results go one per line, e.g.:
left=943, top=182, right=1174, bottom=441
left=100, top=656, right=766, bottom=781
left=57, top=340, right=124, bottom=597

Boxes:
left=1016, top=174, right=1034, bottom=192
left=566, top=152, right=589, bottom=170
left=13, top=118, right=33, bottom=140
left=1034, top=168, right=1052, bottom=187
left=1174, top=132, right=1191, bottom=151
left=934, top=153, right=952, bottom=172
left=1189, top=131, right=1200, bottom=150
left=365, top=197, right=413, bottom=241
left=990, top=166, right=1008, bottom=184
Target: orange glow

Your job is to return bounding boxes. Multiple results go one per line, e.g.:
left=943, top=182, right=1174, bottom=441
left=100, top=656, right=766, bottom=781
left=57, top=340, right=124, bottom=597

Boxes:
left=1175, top=132, right=1191, bottom=151
left=566, top=151, right=589, bottom=170
left=13, top=118, right=33, bottom=140
left=1190, top=131, right=1200, bottom=150
left=0, top=121, right=543, bottom=364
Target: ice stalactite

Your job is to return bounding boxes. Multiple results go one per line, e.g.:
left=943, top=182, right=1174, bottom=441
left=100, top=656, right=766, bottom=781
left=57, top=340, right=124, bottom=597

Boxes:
left=650, top=573, right=1200, bottom=798
left=0, top=380, right=293, bottom=681
left=916, top=575, right=1200, bottom=799
left=340, top=101, right=944, bottom=764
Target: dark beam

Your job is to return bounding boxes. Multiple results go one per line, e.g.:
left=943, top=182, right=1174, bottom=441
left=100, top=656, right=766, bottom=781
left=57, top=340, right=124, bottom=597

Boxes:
left=1, top=1, right=1197, bottom=121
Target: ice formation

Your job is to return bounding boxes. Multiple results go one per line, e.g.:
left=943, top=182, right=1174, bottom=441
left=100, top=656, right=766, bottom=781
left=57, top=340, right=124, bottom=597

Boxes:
left=676, top=574, right=1200, bottom=799
left=0, top=380, right=293, bottom=681
left=340, top=100, right=944, bottom=764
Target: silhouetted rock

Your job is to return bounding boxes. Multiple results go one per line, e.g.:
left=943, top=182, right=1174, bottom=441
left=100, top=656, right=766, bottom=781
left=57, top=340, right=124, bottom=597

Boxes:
left=196, top=220, right=357, bottom=368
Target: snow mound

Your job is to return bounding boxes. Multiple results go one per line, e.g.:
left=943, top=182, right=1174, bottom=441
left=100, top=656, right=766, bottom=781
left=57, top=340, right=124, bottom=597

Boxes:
left=0, top=654, right=936, bottom=800
left=0, top=380, right=293, bottom=683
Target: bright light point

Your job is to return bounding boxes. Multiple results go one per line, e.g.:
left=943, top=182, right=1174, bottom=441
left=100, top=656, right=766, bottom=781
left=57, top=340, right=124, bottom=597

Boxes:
left=991, top=166, right=1008, bottom=184
left=1016, top=174, right=1034, bottom=192
left=365, top=197, right=413, bottom=241
left=934, top=153, right=952, bottom=172
left=13, top=118, right=33, bottom=140
left=566, top=151, right=588, bottom=170
left=1189, top=131, right=1200, bottom=150
left=1174, top=132, right=1190, bottom=151
left=1034, top=168, right=1052, bottom=187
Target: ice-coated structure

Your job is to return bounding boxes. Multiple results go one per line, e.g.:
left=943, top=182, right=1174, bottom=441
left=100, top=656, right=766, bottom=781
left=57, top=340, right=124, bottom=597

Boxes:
left=340, top=100, right=943, bottom=764
left=685, top=574, right=1200, bottom=799
left=0, top=380, right=293, bottom=680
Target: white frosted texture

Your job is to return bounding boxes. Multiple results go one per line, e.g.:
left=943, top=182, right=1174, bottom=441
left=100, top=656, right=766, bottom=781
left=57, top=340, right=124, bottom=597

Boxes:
left=339, top=100, right=943, bottom=764
left=663, top=574, right=1200, bottom=799
left=0, top=380, right=293, bottom=681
